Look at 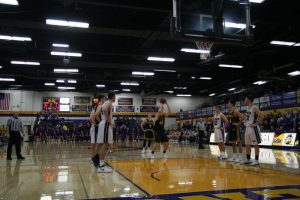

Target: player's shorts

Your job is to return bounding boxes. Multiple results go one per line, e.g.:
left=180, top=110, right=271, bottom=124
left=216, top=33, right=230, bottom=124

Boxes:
left=214, top=128, right=224, bottom=143
left=90, top=124, right=98, bottom=144
left=97, top=121, right=113, bottom=144
left=227, top=125, right=241, bottom=143
left=245, top=126, right=261, bottom=145
left=155, top=130, right=168, bottom=143
left=144, top=129, right=154, bottom=140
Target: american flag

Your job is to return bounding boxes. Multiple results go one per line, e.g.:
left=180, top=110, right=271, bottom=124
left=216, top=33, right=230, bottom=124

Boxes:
left=0, top=93, right=10, bottom=110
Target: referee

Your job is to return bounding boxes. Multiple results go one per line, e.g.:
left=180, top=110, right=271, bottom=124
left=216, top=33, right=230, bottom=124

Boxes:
left=7, top=112, right=25, bottom=160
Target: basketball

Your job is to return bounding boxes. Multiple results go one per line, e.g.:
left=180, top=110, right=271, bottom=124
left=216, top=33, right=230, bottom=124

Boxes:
left=159, top=98, right=167, bottom=104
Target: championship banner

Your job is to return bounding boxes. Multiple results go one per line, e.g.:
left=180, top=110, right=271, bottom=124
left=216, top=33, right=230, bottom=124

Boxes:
left=72, top=105, right=87, bottom=112
left=74, top=96, right=91, bottom=104
left=282, top=91, right=297, bottom=106
left=272, top=133, right=284, bottom=146
left=259, top=96, right=270, bottom=109
left=297, top=89, right=300, bottom=104
left=201, top=108, right=207, bottom=116
left=254, top=98, right=260, bottom=108
left=142, top=98, right=156, bottom=105
left=188, top=111, right=192, bottom=118
left=42, top=97, right=60, bottom=111
left=259, top=132, right=275, bottom=146
left=196, top=109, right=202, bottom=117
left=140, top=106, right=158, bottom=112
left=116, top=106, right=135, bottom=112
left=270, top=94, right=282, bottom=107
left=118, top=98, right=133, bottom=105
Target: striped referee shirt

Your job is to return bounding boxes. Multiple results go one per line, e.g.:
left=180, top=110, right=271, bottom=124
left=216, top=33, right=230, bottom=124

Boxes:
left=7, top=117, right=22, bottom=132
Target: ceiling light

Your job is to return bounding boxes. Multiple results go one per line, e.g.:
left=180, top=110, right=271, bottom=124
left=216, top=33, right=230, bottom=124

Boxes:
left=147, top=57, right=175, bottom=62
left=46, top=19, right=89, bottom=28
left=52, top=43, right=69, bottom=48
left=96, top=84, right=105, bottom=88
left=165, top=91, right=174, bottom=94
left=181, top=48, right=210, bottom=54
left=114, top=90, right=119, bottom=92
left=154, top=69, right=176, bottom=73
left=224, top=22, right=246, bottom=29
left=132, top=71, right=154, bottom=76
left=294, top=43, right=300, bottom=46
left=253, top=81, right=267, bottom=85
left=0, top=66, right=2, bottom=69
left=45, top=83, right=55, bottom=86
left=121, top=82, right=139, bottom=86
left=0, top=35, right=31, bottom=41
left=51, top=51, right=82, bottom=57
left=174, top=86, right=187, bottom=90
left=0, top=78, right=15, bottom=81
left=11, top=61, right=40, bottom=65
left=54, top=68, right=79, bottom=73
left=56, top=79, right=65, bottom=83
left=10, top=84, right=22, bottom=87
left=0, top=0, right=18, bottom=5
left=199, top=77, right=212, bottom=80
left=249, top=0, right=265, bottom=3
left=219, top=64, right=243, bottom=69
left=177, top=94, right=192, bottom=97
left=67, top=80, right=77, bottom=83
left=209, top=93, right=216, bottom=96
left=270, top=41, right=295, bottom=46
left=228, top=88, right=236, bottom=91
left=288, top=70, right=300, bottom=77
left=122, top=89, right=131, bottom=92
left=58, top=86, right=75, bottom=90
left=191, top=76, right=196, bottom=79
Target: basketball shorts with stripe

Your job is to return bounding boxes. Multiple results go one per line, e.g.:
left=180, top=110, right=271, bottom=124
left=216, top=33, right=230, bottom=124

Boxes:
left=214, top=129, right=225, bottom=143
left=97, top=121, right=113, bottom=144
left=245, top=126, right=261, bottom=145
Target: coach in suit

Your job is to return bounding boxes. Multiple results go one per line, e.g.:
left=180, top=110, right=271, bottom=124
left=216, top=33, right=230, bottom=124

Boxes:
left=7, top=112, right=25, bottom=160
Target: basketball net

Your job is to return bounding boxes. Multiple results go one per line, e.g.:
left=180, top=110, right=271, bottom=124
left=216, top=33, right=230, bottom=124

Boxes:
left=195, top=41, right=213, bottom=60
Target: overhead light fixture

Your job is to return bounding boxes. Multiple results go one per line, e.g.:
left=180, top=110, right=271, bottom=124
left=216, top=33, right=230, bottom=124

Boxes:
left=147, top=57, right=175, bottom=62
left=174, top=86, right=187, bottom=90
left=177, top=94, right=192, bottom=97
left=224, top=22, right=246, bottom=29
left=199, top=77, right=212, bottom=80
left=294, top=43, right=300, bottom=46
left=56, top=79, right=65, bottom=83
left=96, top=84, right=105, bottom=88
left=132, top=71, right=154, bottom=76
left=218, top=93, right=227, bottom=97
left=122, top=89, right=131, bottom=92
left=219, top=64, right=243, bottom=69
left=249, top=0, right=265, bottom=3
left=0, top=66, right=2, bottom=69
left=51, top=51, right=82, bottom=57
left=288, top=70, right=300, bottom=77
left=0, top=0, right=18, bottom=6
left=114, top=90, right=119, bottom=92
left=58, top=86, right=75, bottom=90
left=209, top=93, right=216, bottom=97
left=45, top=83, right=55, bottom=86
left=154, top=69, right=176, bottom=73
left=54, top=68, right=79, bottom=73
left=11, top=60, right=40, bottom=65
left=270, top=40, right=296, bottom=46
left=253, top=81, right=267, bottom=85
left=0, top=34, right=31, bottom=41
left=164, top=91, right=174, bottom=94
left=10, top=84, right=22, bottom=87
left=67, top=80, right=77, bottom=83
left=181, top=48, right=210, bottom=54
left=228, top=88, right=236, bottom=91
left=52, top=43, right=69, bottom=48
left=46, top=19, right=89, bottom=29
left=191, top=76, right=196, bottom=79
left=0, top=78, right=15, bottom=81
left=121, top=82, right=139, bottom=86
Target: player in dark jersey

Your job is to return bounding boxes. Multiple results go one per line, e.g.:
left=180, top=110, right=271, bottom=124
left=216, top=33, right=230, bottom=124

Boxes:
left=141, top=114, right=155, bottom=154
left=227, top=100, right=244, bottom=163
left=150, top=98, right=171, bottom=159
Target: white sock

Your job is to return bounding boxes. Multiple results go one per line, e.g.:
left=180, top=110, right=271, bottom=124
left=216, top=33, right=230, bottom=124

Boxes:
left=99, top=160, right=105, bottom=167
left=221, top=151, right=225, bottom=157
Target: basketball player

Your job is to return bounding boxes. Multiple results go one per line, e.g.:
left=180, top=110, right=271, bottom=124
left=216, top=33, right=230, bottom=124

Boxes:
left=90, top=95, right=105, bottom=168
left=243, top=96, right=264, bottom=166
left=141, top=114, right=155, bottom=154
left=151, top=99, right=171, bottom=159
left=97, top=92, right=116, bottom=173
left=213, top=105, right=228, bottom=160
left=227, top=100, right=244, bottom=163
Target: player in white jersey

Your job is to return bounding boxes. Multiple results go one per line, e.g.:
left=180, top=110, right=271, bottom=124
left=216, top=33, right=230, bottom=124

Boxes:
left=89, top=95, right=105, bottom=168
left=243, top=96, right=264, bottom=166
left=97, top=92, right=116, bottom=173
left=213, top=105, right=228, bottom=160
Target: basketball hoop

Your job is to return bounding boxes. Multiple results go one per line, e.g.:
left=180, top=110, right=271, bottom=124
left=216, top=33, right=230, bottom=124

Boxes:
left=195, top=41, right=213, bottom=60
